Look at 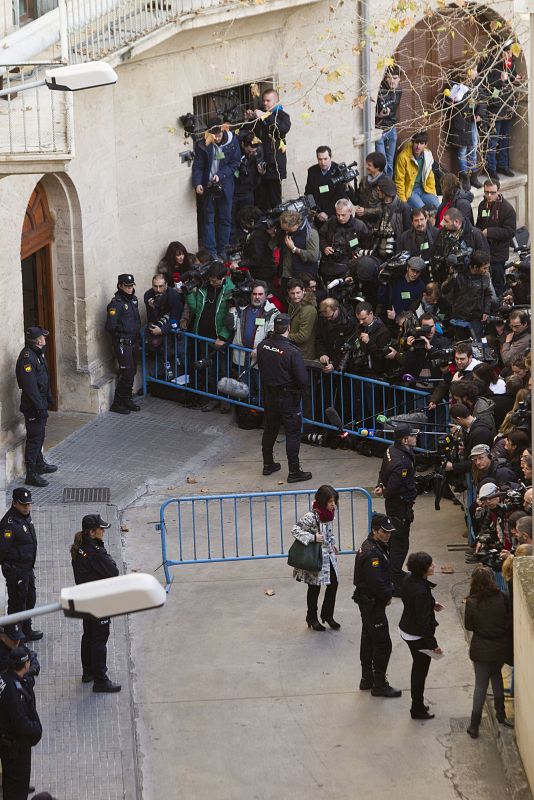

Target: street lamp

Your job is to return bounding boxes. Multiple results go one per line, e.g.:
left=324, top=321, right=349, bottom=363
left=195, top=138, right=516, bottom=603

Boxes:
left=0, top=60, right=117, bottom=99
left=0, top=573, right=166, bottom=627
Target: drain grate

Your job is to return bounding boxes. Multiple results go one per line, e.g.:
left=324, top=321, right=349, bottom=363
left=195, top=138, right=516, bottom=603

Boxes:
left=450, top=716, right=491, bottom=733
left=62, top=488, right=111, bottom=503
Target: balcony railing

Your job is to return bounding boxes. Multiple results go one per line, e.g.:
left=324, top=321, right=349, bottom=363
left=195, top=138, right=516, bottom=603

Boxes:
left=0, top=61, right=72, bottom=159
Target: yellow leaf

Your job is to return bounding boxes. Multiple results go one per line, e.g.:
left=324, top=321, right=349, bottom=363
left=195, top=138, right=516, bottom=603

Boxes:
left=300, top=111, right=311, bottom=120
left=278, top=141, right=286, bottom=152
left=423, top=111, right=429, bottom=117
left=384, top=56, right=395, bottom=67
left=387, top=19, right=400, bottom=33
left=293, top=80, right=303, bottom=91
left=327, top=69, right=341, bottom=83
left=250, top=82, right=260, bottom=97
left=511, top=42, right=521, bottom=58
left=451, top=30, right=455, bottom=38
left=251, top=136, right=262, bottom=145
left=377, top=58, right=384, bottom=71
left=324, top=92, right=336, bottom=104
left=443, top=88, right=451, bottom=97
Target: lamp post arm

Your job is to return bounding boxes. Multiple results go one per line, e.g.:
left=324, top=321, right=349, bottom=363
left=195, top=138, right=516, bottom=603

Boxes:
left=0, top=603, right=61, bottom=627
left=0, top=79, right=46, bottom=98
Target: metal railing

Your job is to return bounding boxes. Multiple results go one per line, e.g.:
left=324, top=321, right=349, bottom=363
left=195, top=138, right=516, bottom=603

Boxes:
left=142, top=330, right=450, bottom=452
left=0, top=61, right=73, bottom=157
left=158, top=486, right=373, bottom=590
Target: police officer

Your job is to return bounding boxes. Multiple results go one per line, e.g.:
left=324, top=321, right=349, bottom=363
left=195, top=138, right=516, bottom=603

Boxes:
left=106, top=273, right=142, bottom=414
left=15, top=326, right=57, bottom=488
left=375, top=423, right=418, bottom=595
left=0, top=489, right=42, bottom=643
left=0, top=646, right=42, bottom=800
left=70, top=514, right=121, bottom=693
left=353, top=514, right=401, bottom=698
left=256, top=314, right=312, bottom=483
left=0, top=626, right=40, bottom=677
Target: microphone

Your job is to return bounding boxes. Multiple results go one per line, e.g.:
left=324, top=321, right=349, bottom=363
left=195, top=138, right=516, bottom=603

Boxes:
left=217, top=377, right=250, bottom=400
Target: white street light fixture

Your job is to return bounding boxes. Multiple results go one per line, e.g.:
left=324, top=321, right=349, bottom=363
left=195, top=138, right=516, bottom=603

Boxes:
left=0, top=60, right=117, bottom=98
left=0, top=573, right=165, bottom=627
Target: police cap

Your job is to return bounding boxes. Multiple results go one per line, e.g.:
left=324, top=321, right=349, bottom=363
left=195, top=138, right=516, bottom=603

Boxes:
left=12, top=487, right=32, bottom=504
left=26, top=326, right=49, bottom=340
left=82, top=514, right=111, bottom=531
left=118, top=274, right=135, bottom=286
left=273, top=314, right=290, bottom=333
left=371, top=513, right=396, bottom=532
left=2, top=625, right=22, bottom=643
left=8, top=647, right=30, bottom=670
left=393, top=423, right=419, bottom=441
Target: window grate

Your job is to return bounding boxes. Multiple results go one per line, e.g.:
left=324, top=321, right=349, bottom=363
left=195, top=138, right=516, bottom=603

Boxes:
left=62, top=488, right=111, bottom=503
left=192, top=78, right=274, bottom=130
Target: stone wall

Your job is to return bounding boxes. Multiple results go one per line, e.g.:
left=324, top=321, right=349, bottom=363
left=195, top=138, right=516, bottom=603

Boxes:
left=514, top=557, right=534, bottom=796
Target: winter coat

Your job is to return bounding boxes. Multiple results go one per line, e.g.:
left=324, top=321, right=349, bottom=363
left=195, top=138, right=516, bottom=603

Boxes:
left=248, top=107, right=291, bottom=179
left=191, top=131, right=241, bottom=194
left=394, top=141, right=437, bottom=203
left=441, top=270, right=492, bottom=322
left=291, top=510, right=338, bottom=586
left=229, top=300, right=279, bottom=366
left=288, top=292, right=317, bottom=360
left=278, top=222, right=319, bottom=279
left=315, top=305, right=357, bottom=369
left=476, top=196, right=516, bottom=264
left=376, top=82, right=402, bottom=129
left=501, top=326, right=531, bottom=368
left=399, top=574, right=438, bottom=650
left=396, top=224, right=437, bottom=259
left=436, top=188, right=474, bottom=226
left=185, top=277, right=236, bottom=341
left=305, top=163, right=356, bottom=217
left=319, top=215, right=369, bottom=279
left=465, top=591, right=512, bottom=664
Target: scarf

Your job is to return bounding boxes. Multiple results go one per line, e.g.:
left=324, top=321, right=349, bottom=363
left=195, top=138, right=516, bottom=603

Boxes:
left=313, top=501, right=335, bottom=522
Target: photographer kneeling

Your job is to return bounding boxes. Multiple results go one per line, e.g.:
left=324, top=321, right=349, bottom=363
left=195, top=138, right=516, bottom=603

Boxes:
left=144, top=274, right=185, bottom=378
left=441, top=250, right=493, bottom=340
left=319, top=199, right=369, bottom=283
left=316, top=298, right=358, bottom=374
left=376, top=256, right=426, bottom=329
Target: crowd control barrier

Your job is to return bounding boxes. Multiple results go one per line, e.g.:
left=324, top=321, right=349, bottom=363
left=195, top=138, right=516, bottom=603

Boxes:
left=158, top=487, right=373, bottom=590
left=142, top=330, right=449, bottom=453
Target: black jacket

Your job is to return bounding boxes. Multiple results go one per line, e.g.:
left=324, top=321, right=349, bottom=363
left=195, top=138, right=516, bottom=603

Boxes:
left=143, top=287, right=184, bottom=333
left=376, top=198, right=412, bottom=251
left=375, top=83, right=402, bottom=129
left=305, top=163, right=355, bottom=217
left=242, top=227, right=277, bottom=283
left=436, top=188, right=474, bottom=225
left=353, top=536, right=392, bottom=604
left=315, top=306, right=357, bottom=369
left=441, top=270, right=492, bottom=321
left=248, top=108, right=291, bottom=180
left=396, top=224, right=438, bottom=261
left=319, top=216, right=369, bottom=278
left=475, top=195, right=516, bottom=264
left=0, top=670, right=42, bottom=746
left=399, top=574, right=438, bottom=650
left=450, top=418, right=495, bottom=475
left=356, top=316, right=392, bottom=375
left=378, top=442, right=417, bottom=502
left=0, top=507, right=37, bottom=573
left=72, top=535, right=119, bottom=585
left=465, top=591, right=512, bottom=663
left=256, top=333, right=308, bottom=392
left=105, top=290, right=141, bottom=338
left=430, top=220, right=490, bottom=283
left=16, top=342, right=52, bottom=416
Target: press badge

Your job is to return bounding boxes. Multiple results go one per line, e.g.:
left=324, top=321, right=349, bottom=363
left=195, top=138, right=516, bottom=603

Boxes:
left=216, top=151, right=226, bottom=160
left=420, top=242, right=429, bottom=250
left=255, top=318, right=265, bottom=326
left=482, top=210, right=490, bottom=217
left=349, top=238, right=359, bottom=247
left=319, top=185, right=330, bottom=193
left=401, top=291, right=411, bottom=300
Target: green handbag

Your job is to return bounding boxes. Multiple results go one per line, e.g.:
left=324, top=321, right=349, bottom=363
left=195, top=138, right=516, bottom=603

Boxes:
left=287, top=537, right=323, bottom=573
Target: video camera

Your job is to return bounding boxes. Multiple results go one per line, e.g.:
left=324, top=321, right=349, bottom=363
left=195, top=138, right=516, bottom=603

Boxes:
left=260, top=194, right=317, bottom=228
left=510, top=394, right=531, bottom=428
left=228, top=269, right=255, bottom=307
left=377, top=251, right=411, bottom=285
left=330, top=161, right=359, bottom=187
left=326, top=278, right=364, bottom=309
left=181, top=263, right=211, bottom=293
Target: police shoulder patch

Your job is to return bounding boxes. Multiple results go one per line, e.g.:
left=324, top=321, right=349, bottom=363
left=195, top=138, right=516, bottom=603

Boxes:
left=371, top=559, right=379, bottom=567
left=3, top=531, right=12, bottom=539
left=24, top=364, right=32, bottom=372
left=108, top=308, right=116, bottom=316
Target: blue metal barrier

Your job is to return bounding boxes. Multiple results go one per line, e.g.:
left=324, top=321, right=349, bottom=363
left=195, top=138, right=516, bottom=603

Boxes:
left=142, top=330, right=449, bottom=452
left=158, top=486, right=373, bottom=590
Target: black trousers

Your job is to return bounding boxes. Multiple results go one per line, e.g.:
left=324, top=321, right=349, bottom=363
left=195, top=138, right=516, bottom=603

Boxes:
left=112, top=340, right=139, bottom=405
left=306, top=564, right=338, bottom=620
left=262, top=388, right=302, bottom=470
left=3, top=569, right=36, bottom=636
left=0, top=740, right=32, bottom=800
left=406, top=639, right=431, bottom=712
left=385, top=499, right=413, bottom=590
left=358, top=600, right=392, bottom=685
left=23, top=413, right=47, bottom=469
left=255, top=178, right=282, bottom=212
left=81, top=617, right=111, bottom=682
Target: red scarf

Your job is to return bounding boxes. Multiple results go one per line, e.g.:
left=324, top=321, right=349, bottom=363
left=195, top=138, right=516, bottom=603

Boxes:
left=313, top=501, right=335, bottom=522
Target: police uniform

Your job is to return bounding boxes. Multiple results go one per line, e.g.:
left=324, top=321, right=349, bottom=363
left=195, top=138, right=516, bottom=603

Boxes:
left=0, top=626, right=39, bottom=677
left=106, top=273, right=142, bottom=414
left=0, top=648, right=42, bottom=800
left=377, top=426, right=418, bottom=592
left=0, top=489, right=42, bottom=642
left=71, top=515, right=121, bottom=692
left=15, top=327, right=56, bottom=487
left=353, top=516, right=400, bottom=696
left=256, top=315, right=311, bottom=482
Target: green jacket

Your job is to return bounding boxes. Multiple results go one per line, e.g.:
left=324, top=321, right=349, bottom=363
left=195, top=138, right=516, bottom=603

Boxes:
left=185, top=278, right=235, bottom=340
left=288, top=292, right=317, bottom=360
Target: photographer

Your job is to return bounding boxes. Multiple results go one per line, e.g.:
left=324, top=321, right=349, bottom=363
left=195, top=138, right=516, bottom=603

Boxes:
left=376, top=256, right=426, bottom=325
left=354, top=301, right=394, bottom=377
left=305, top=146, right=356, bottom=223
left=373, top=177, right=411, bottom=260
left=449, top=380, right=496, bottom=437
left=396, top=208, right=437, bottom=263
left=244, top=88, right=291, bottom=210
left=430, top=208, right=489, bottom=284
left=277, top=210, right=320, bottom=286
left=397, top=312, right=452, bottom=380
left=231, top=134, right=264, bottom=243
left=428, top=342, right=481, bottom=410
left=192, top=118, right=241, bottom=261
left=441, top=250, right=492, bottom=339
left=316, top=298, right=357, bottom=372
left=444, top=404, right=494, bottom=477
left=475, top=179, right=516, bottom=295
left=144, top=274, right=184, bottom=336
left=319, top=199, right=368, bottom=282
left=185, top=261, right=235, bottom=412
left=287, top=279, right=317, bottom=360
left=500, top=309, right=530, bottom=370
left=354, top=152, right=386, bottom=231
left=236, top=206, right=278, bottom=285
left=470, top=443, right=518, bottom=490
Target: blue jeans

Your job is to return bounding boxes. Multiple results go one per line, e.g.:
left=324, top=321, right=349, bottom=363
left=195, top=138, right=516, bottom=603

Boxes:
left=202, top=185, right=234, bottom=258
left=487, top=118, right=513, bottom=171
left=408, top=187, right=440, bottom=210
left=376, top=127, right=397, bottom=178
left=457, top=122, right=478, bottom=172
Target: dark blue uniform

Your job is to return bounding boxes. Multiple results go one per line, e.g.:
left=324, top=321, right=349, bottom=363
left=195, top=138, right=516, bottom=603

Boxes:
left=0, top=669, right=42, bottom=800
left=378, top=443, right=416, bottom=591
left=0, top=508, right=38, bottom=639
left=72, top=535, right=119, bottom=684
left=256, top=333, right=308, bottom=473
left=15, top=343, right=52, bottom=473
left=106, top=289, right=141, bottom=409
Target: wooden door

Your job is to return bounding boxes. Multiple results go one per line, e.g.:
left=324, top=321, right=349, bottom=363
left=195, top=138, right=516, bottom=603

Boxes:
left=20, top=183, right=58, bottom=409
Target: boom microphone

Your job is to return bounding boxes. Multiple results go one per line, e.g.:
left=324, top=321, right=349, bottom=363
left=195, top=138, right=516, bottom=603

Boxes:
left=217, top=376, right=250, bottom=399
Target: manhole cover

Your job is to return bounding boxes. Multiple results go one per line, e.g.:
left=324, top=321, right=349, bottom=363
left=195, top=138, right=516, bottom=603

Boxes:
left=450, top=716, right=491, bottom=732
left=62, top=488, right=111, bottom=503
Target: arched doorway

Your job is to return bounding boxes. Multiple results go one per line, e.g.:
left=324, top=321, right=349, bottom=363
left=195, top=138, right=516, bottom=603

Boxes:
left=20, top=182, right=58, bottom=409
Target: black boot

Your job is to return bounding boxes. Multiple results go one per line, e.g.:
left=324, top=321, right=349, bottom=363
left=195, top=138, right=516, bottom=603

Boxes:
left=110, top=402, right=130, bottom=415
left=494, top=696, right=514, bottom=727
left=470, top=171, right=482, bottom=188
left=459, top=171, right=471, bottom=192
left=124, top=398, right=141, bottom=412
left=359, top=670, right=373, bottom=691
left=262, top=462, right=281, bottom=476
left=36, top=458, right=58, bottom=474
left=287, top=462, right=312, bottom=483
left=306, top=615, right=325, bottom=631
left=25, top=470, right=48, bottom=488
left=371, top=675, right=402, bottom=698
left=467, top=710, right=481, bottom=738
